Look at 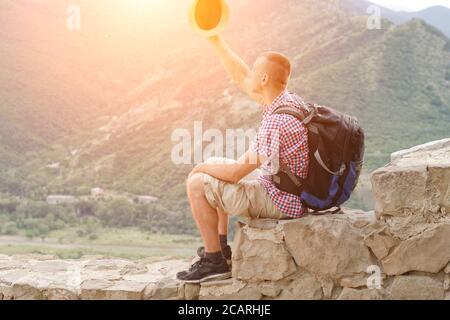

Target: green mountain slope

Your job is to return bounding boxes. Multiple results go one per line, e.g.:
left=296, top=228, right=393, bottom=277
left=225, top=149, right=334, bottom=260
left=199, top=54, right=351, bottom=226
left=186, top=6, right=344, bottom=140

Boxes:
left=0, top=0, right=191, bottom=164
left=300, top=18, right=450, bottom=169
left=0, top=0, right=192, bottom=194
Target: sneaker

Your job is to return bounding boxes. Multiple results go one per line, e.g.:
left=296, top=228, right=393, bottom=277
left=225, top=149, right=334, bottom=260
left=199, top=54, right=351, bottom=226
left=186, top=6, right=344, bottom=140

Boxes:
left=176, top=246, right=232, bottom=279
left=176, top=259, right=201, bottom=279
left=176, top=257, right=231, bottom=284
left=197, top=246, right=232, bottom=264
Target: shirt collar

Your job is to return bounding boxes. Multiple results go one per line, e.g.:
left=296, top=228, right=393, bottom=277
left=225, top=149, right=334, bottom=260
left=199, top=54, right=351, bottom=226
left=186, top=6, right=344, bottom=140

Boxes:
left=263, top=89, right=289, bottom=116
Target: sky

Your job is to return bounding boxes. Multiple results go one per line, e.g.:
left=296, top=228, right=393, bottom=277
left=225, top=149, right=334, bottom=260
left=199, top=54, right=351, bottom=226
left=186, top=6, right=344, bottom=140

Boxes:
left=369, top=0, right=450, bottom=11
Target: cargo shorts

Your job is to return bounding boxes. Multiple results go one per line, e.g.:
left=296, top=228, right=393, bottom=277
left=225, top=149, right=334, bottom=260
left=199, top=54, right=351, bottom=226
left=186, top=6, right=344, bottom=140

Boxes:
left=199, top=157, right=288, bottom=220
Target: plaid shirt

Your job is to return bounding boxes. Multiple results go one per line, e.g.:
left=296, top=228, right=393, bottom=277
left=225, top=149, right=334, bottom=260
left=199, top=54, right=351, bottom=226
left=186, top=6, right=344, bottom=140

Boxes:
left=250, top=90, right=310, bottom=219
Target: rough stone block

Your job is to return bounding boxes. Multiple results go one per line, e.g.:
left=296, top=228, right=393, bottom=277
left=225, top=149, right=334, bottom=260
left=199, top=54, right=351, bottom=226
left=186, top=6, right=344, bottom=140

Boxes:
left=372, top=139, right=450, bottom=217
left=381, top=224, right=450, bottom=275
left=389, top=275, right=445, bottom=300
left=283, top=214, right=374, bottom=280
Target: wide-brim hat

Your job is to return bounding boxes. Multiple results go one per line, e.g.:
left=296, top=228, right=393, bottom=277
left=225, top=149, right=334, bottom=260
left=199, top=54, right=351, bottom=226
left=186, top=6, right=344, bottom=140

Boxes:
left=189, top=0, right=229, bottom=37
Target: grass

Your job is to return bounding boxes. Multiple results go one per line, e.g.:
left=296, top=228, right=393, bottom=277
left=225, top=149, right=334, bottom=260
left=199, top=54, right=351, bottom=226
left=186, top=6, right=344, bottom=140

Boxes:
left=0, top=227, right=204, bottom=260
left=48, top=227, right=201, bottom=247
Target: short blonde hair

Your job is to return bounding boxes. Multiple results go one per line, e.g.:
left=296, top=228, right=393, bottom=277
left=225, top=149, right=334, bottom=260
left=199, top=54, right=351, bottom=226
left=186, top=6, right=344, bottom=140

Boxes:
left=261, top=51, right=292, bottom=86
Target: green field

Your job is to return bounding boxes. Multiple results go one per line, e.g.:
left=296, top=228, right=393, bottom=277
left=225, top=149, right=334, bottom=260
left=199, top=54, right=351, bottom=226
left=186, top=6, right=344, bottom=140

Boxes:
left=0, top=227, right=204, bottom=260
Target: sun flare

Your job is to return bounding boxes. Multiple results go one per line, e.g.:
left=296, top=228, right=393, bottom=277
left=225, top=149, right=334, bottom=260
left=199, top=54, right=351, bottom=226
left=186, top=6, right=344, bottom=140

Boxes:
left=117, top=0, right=178, bottom=12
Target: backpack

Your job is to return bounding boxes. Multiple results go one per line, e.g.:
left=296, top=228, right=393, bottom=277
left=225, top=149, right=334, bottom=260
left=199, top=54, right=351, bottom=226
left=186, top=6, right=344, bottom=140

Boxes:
left=269, top=100, right=365, bottom=212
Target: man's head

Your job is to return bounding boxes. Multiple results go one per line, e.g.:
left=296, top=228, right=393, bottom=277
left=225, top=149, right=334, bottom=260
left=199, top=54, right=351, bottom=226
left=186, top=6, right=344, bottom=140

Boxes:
left=250, top=51, right=292, bottom=95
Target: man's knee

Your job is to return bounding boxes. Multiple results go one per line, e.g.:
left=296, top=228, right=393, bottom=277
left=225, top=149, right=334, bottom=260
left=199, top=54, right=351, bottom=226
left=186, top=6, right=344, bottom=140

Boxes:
left=186, top=173, right=205, bottom=196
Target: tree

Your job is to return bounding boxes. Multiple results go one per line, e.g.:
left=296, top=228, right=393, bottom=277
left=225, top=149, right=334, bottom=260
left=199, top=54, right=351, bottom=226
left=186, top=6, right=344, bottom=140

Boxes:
left=76, top=200, right=97, bottom=217
left=2, top=222, right=18, bottom=235
left=16, top=201, right=55, bottom=219
left=0, top=199, right=20, bottom=214
left=97, top=198, right=138, bottom=227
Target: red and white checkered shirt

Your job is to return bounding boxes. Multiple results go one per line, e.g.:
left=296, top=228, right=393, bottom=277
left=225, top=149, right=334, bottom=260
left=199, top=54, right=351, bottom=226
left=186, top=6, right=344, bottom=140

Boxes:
left=250, top=90, right=310, bottom=219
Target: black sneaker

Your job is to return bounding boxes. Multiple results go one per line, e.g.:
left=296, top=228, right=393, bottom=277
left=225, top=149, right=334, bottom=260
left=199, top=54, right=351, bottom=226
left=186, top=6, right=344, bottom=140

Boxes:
left=176, top=257, right=231, bottom=284
left=197, top=246, right=232, bottom=263
left=176, top=246, right=232, bottom=279
left=176, top=259, right=201, bottom=279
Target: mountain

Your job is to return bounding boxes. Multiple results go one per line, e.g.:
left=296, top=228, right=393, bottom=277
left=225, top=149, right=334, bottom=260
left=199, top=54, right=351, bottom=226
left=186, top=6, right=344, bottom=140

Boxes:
left=0, top=0, right=449, bottom=214
left=381, top=6, right=450, bottom=38
left=344, top=1, right=450, bottom=37
left=0, top=0, right=191, bottom=155
left=0, top=0, right=192, bottom=194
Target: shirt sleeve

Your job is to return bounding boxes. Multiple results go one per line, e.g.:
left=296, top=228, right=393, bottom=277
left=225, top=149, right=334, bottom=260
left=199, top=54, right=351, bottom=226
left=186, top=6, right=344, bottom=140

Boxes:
left=250, top=115, right=284, bottom=161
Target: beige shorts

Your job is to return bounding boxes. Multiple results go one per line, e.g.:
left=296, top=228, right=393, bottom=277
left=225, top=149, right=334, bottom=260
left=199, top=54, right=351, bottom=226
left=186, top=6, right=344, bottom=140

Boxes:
left=200, top=157, right=287, bottom=220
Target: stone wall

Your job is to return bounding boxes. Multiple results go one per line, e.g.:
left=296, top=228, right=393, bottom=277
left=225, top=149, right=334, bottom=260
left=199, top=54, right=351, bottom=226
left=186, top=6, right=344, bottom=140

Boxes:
left=0, top=139, right=449, bottom=300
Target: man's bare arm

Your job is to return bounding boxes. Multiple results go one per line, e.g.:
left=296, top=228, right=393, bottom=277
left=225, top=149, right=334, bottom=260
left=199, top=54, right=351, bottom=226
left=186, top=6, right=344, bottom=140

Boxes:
left=209, top=35, right=264, bottom=104
left=189, top=149, right=265, bottom=184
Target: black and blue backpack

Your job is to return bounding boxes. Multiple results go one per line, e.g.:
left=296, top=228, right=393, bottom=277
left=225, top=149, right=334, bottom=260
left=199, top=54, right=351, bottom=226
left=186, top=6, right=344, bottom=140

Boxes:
left=269, top=100, right=365, bottom=213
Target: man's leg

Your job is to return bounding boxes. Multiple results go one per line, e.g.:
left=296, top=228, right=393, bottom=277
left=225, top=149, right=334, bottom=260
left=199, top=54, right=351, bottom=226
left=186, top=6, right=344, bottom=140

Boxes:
left=186, top=173, right=221, bottom=253
left=178, top=173, right=231, bottom=283
left=217, top=208, right=232, bottom=260
left=203, top=158, right=230, bottom=240
left=217, top=208, right=229, bottom=238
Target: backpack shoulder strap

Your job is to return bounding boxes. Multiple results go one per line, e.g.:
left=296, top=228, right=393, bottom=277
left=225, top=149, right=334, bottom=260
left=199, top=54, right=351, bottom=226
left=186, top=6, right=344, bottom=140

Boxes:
left=273, top=104, right=316, bottom=125
left=268, top=105, right=312, bottom=189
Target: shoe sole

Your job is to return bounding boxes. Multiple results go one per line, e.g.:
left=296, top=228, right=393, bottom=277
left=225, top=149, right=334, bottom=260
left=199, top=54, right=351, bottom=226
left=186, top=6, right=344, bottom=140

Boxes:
left=182, top=271, right=232, bottom=284
left=177, top=261, right=232, bottom=280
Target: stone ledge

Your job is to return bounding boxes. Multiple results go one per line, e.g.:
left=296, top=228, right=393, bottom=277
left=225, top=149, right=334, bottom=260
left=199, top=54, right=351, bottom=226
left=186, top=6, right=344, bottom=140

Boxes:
left=371, top=138, right=450, bottom=218
left=0, top=255, right=190, bottom=300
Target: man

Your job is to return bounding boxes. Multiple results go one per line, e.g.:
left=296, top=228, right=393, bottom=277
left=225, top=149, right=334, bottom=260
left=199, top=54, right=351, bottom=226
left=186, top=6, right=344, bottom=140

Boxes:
left=177, top=35, right=310, bottom=283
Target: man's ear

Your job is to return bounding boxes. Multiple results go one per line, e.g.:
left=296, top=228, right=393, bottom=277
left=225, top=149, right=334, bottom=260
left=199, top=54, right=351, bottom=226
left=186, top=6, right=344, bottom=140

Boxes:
left=261, top=73, right=269, bottom=86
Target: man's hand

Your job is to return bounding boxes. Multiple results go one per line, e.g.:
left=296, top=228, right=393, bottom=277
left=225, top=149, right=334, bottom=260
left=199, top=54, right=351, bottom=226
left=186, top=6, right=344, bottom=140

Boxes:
left=208, top=35, right=220, bottom=44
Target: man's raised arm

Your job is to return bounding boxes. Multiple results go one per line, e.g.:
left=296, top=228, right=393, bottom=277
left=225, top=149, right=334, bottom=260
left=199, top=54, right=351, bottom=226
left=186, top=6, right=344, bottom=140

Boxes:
left=208, top=35, right=264, bottom=104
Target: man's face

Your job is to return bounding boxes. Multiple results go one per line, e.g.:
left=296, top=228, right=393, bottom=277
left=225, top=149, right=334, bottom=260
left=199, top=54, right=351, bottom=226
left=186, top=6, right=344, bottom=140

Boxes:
left=250, top=57, right=269, bottom=94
